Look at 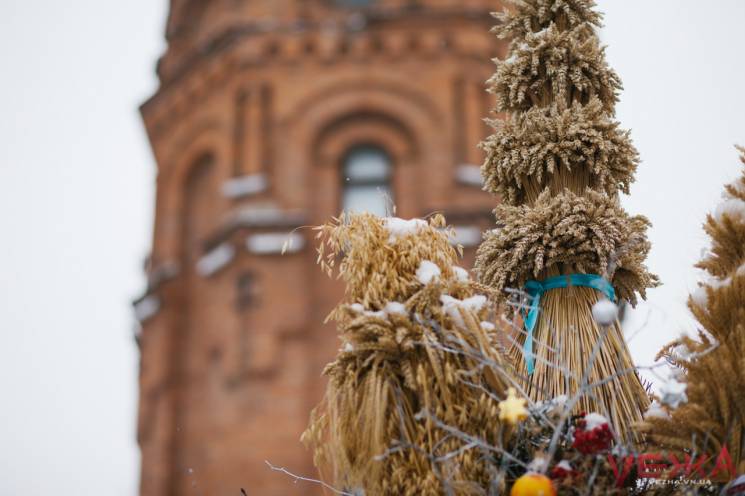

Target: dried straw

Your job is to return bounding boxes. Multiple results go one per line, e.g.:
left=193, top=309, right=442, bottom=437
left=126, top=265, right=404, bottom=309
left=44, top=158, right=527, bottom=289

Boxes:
left=476, top=0, right=657, bottom=440
left=515, top=284, right=649, bottom=441
left=303, top=213, right=516, bottom=495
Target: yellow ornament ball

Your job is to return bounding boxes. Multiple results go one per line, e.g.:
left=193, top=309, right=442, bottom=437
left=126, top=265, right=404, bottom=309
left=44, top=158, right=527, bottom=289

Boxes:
left=510, top=473, right=556, bottom=496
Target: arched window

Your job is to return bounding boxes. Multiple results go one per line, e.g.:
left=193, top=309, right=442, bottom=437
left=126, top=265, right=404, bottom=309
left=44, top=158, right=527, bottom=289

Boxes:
left=341, top=145, right=392, bottom=216
left=182, top=153, right=217, bottom=264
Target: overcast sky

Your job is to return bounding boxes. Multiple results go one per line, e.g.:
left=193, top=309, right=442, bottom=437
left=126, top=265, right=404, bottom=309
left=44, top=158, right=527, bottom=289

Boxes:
left=0, top=1, right=743, bottom=495
left=0, top=1, right=165, bottom=494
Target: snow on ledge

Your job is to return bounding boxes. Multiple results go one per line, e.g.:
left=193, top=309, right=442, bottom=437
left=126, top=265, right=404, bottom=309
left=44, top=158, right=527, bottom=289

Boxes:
left=449, top=225, right=482, bottom=247
left=229, top=205, right=306, bottom=228
left=247, top=232, right=305, bottom=255
left=134, top=295, right=160, bottom=323
left=197, top=243, right=236, bottom=277
left=222, top=174, right=268, bottom=199
left=147, top=260, right=179, bottom=288
left=454, top=164, right=483, bottom=187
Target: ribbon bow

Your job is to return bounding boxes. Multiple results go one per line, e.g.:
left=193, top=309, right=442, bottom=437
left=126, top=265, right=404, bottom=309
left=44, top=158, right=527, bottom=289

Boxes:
left=522, top=274, right=616, bottom=375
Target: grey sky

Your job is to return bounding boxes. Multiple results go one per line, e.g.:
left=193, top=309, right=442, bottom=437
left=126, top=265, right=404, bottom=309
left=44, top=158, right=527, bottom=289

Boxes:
left=597, top=0, right=745, bottom=384
left=0, top=1, right=743, bottom=494
left=0, top=1, right=165, bottom=494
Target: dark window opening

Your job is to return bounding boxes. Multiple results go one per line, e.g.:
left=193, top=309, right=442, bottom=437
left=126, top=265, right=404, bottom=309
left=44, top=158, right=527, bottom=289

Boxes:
left=236, top=272, right=259, bottom=310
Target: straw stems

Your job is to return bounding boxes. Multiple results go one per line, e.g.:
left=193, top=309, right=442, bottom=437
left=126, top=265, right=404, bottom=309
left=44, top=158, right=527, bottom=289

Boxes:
left=510, top=284, right=649, bottom=441
left=513, top=162, right=649, bottom=439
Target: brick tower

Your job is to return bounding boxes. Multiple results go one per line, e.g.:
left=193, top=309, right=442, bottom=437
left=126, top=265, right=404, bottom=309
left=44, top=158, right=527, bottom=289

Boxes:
left=134, top=1, right=506, bottom=494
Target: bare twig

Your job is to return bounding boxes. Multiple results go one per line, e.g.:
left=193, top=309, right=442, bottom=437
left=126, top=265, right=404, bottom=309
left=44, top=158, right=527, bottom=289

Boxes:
left=265, top=461, right=355, bottom=496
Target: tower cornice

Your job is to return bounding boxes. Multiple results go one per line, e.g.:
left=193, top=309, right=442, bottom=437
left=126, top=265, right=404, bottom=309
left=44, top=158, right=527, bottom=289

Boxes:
left=142, top=7, right=499, bottom=142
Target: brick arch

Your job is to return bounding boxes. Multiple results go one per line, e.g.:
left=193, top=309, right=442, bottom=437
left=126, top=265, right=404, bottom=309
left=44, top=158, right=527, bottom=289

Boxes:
left=313, top=114, right=416, bottom=215
left=284, top=78, right=443, bottom=129
left=180, top=152, right=218, bottom=262
left=156, top=124, right=230, bottom=262
left=314, top=112, right=417, bottom=166
left=276, top=80, right=448, bottom=218
left=162, top=120, right=226, bottom=185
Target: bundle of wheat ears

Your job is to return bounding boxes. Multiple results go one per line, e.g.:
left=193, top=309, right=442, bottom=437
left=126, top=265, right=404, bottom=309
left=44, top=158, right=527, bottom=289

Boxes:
left=300, top=2, right=745, bottom=493
left=638, top=147, right=745, bottom=480
left=475, top=0, right=658, bottom=438
left=302, top=213, right=516, bottom=495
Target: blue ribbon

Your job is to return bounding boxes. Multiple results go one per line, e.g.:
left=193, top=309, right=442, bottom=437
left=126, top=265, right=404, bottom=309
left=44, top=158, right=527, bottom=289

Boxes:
left=522, top=274, right=616, bottom=375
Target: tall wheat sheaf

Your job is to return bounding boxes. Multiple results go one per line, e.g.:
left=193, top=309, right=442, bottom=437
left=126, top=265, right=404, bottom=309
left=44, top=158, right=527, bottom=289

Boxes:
left=475, top=0, right=658, bottom=438
left=638, top=147, right=745, bottom=479
left=303, top=213, right=515, bottom=495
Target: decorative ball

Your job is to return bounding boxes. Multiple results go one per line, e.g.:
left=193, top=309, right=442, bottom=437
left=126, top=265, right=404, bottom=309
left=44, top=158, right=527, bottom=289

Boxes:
left=510, top=473, right=556, bottom=496
left=591, top=299, right=618, bottom=326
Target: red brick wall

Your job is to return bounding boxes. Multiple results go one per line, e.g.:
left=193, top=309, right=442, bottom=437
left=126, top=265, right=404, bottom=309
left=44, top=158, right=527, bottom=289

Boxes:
left=136, top=1, right=506, bottom=494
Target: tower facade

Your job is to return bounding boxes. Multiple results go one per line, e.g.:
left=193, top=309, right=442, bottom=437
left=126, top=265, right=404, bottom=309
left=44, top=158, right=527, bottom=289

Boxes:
left=135, top=1, right=506, bottom=494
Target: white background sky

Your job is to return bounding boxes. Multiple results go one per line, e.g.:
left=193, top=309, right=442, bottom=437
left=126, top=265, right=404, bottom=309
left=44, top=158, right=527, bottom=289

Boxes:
left=0, top=1, right=743, bottom=494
